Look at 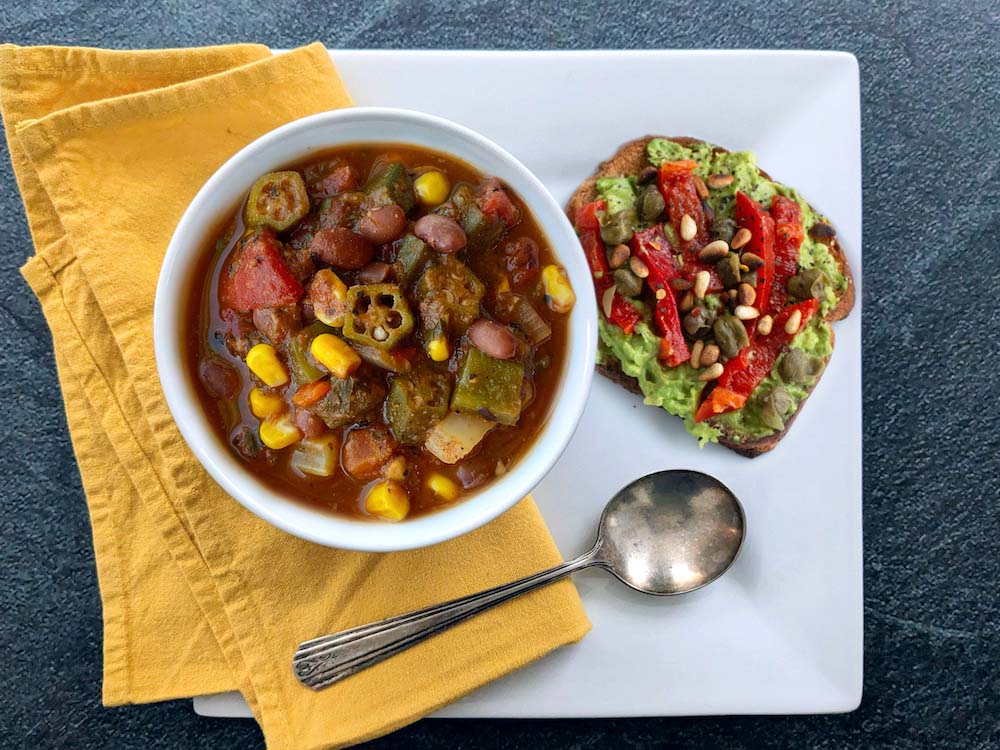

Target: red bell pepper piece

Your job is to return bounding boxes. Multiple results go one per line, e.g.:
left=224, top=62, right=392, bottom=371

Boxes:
left=219, top=228, right=303, bottom=313
left=694, top=298, right=819, bottom=422
left=734, top=191, right=775, bottom=319
left=658, top=161, right=708, bottom=254
left=577, top=204, right=641, bottom=334
left=574, top=199, right=605, bottom=232
left=631, top=225, right=690, bottom=366
left=768, top=195, right=804, bottom=313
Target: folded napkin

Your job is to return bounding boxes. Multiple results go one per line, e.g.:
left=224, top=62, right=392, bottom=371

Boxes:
left=0, top=42, right=589, bottom=749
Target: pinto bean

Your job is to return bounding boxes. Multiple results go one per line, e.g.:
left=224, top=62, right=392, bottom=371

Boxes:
left=356, top=204, right=407, bottom=244
left=357, top=261, right=393, bottom=284
left=413, top=214, right=467, bottom=254
left=468, top=319, right=517, bottom=360
left=293, top=408, right=327, bottom=439
left=309, top=227, right=373, bottom=269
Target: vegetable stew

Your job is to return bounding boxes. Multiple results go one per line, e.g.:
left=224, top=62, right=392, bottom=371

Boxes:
left=186, top=144, right=574, bottom=522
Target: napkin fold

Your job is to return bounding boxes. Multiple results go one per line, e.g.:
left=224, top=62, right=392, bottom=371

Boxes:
left=0, top=42, right=589, bottom=749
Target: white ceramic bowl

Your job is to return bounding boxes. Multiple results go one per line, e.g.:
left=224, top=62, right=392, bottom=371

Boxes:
left=154, top=107, right=596, bottom=551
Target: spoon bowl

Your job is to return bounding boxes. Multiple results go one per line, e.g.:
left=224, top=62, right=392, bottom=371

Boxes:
left=593, top=470, right=746, bottom=595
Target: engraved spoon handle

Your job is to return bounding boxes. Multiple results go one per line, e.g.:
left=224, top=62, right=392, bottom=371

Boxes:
left=292, top=548, right=598, bottom=690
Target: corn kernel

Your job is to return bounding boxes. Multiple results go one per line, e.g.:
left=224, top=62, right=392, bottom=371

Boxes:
left=249, top=387, right=284, bottom=419
left=312, top=269, right=348, bottom=327
left=427, top=334, right=450, bottom=362
left=246, top=343, right=289, bottom=386
left=259, top=414, right=301, bottom=450
left=541, top=264, right=576, bottom=313
left=413, top=170, right=451, bottom=207
left=365, top=479, right=410, bottom=522
left=309, top=333, right=361, bottom=378
left=426, top=473, right=460, bottom=502
left=496, top=273, right=511, bottom=294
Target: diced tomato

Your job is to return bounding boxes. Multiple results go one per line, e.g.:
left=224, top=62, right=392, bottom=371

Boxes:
left=574, top=199, right=606, bottom=232
left=658, top=167, right=708, bottom=254
left=768, top=195, right=804, bottom=313
left=479, top=179, right=520, bottom=229
left=734, top=192, right=775, bottom=317
left=695, top=299, right=819, bottom=422
left=219, top=228, right=303, bottom=313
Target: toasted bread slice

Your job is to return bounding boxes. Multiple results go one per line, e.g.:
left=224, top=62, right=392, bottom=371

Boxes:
left=569, top=136, right=855, bottom=456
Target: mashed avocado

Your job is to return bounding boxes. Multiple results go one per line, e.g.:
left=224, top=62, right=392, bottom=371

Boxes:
left=594, top=139, right=844, bottom=444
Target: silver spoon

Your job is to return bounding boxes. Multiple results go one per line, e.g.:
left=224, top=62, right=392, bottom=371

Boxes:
left=293, top=469, right=745, bottom=690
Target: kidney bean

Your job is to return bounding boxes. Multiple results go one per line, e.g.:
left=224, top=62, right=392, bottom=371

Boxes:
left=504, top=237, right=540, bottom=285
left=413, top=214, right=467, bottom=254
left=309, top=227, right=373, bottom=269
left=468, top=319, right=517, bottom=360
left=357, top=261, right=394, bottom=284
left=199, top=358, right=240, bottom=399
left=293, top=408, right=327, bottom=439
left=356, top=204, right=407, bottom=244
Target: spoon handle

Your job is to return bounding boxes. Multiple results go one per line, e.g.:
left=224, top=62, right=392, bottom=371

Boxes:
left=292, top=549, right=598, bottom=690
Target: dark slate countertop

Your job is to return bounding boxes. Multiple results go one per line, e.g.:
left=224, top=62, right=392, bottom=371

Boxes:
left=2, top=1, right=998, bottom=748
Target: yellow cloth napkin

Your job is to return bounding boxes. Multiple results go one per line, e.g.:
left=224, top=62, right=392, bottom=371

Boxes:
left=0, top=42, right=590, bottom=749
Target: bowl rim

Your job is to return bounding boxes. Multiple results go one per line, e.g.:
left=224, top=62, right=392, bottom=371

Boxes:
left=153, top=106, right=596, bottom=551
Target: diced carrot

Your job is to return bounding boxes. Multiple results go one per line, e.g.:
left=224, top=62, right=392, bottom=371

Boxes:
left=292, top=380, right=331, bottom=408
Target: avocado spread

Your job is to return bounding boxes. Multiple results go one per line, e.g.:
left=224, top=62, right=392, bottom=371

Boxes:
left=594, top=139, right=843, bottom=444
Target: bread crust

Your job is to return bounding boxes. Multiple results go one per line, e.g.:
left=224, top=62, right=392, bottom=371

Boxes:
left=571, top=136, right=854, bottom=456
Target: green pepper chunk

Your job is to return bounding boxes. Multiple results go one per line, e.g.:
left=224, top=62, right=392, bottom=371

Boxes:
left=311, top=375, right=387, bottom=429
left=364, top=162, right=416, bottom=213
left=451, top=348, right=524, bottom=426
left=416, top=257, right=485, bottom=336
left=385, top=366, right=452, bottom=444
left=285, top=321, right=335, bottom=384
left=394, top=233, right=433, bottom=286
left=245, top=171, right=309, bottom=231
left=342, top=284, right=415, bottom=351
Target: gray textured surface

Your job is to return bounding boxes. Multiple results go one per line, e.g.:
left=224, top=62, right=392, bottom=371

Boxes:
left=2, top=1, right=999, bottom=748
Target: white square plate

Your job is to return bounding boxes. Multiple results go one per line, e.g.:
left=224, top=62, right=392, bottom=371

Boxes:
left=195, top=49, right=862, bottom=719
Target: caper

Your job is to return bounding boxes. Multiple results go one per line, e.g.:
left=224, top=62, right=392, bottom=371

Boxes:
left=662, top=222, right=679, bottom=246
left=778, top=348, right=825, bottom=384
left=613, top=267, right=645, bottom=298
left=759, top=386, right=795, bottom=431
left=637, top=166, right=658, bottom=185
left=683, top=306, right=714, bottom=338
left=713, top=313, right=749, bottom=358
left=711, top=216, right=737, bottom=243
left=788, top=268, right=829, bottom=300
left=716, top=251, right=742, bottom=289
left=638, top=186, right=666, bottom=222
left=600, top=210, right=635, bottom=246
left=742, top=270, right=758, bottom=288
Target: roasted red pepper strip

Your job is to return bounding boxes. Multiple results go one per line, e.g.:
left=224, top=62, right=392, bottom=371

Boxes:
left=694, top=298, right=819, bottom=422
left=658, top=161, right=708, bottom=255
left=574, top=199, right=605, bottom=232
left=631, top=225, right=690, bottom=366
left=577, top=205, right=642, bottom=334
left=734, top=191, right=775, bottom=319
left=768, top=195, right=804, bottom=313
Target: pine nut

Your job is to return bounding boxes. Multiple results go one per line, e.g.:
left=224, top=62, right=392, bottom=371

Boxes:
left=698, top=239, right=730, bottom=263
left=706, top=173, right=735, bottom=189
left=680, top=214, right=697, bottom=241
left=655, top=288, right=667, bottom=300
left=670, top=277, right=694, bottom=291
left=693, top=270, right=710, bottom=300
left=731, top=227, right=752, bottom=249
left=609, top=243, right=630, bottom=269
left=737, top=282, right=757, bottom=306
left=679, top=291, right=695, bottom=312
left=734, top=305, right=760, bottom=320
left=757, top=314, right=773, bottom=336
left=629, top=255, right=649, bottom=279
left=698, top=362, right=724, bottom=381
left=741, top=251, right=764, bottom=269
left=693, top=175, right=710, bottom=199
left=601, top=286, right=616, bottom=319
left=784, top=309, right=802, bottom=335
left=690, top=340, right=704, bottom=369
left=700, top=343, right=721, bottom=366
